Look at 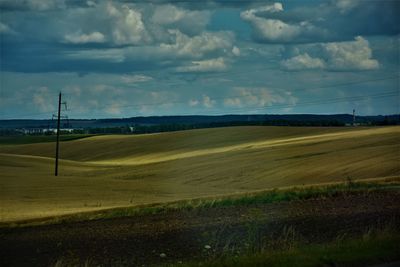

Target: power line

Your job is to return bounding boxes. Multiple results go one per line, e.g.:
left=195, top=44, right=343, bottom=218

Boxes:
left=219, top=91, right=398, bottom=114
left=141, top=91, right=398, bottom=116
left=1, top=75, right=398, bottom=119
left=67, top=75, right=399, bottom=113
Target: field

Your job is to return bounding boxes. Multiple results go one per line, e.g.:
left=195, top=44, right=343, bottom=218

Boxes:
left=0, top=126, right=399, bottom=222
left=1, top=125, right=400, bottom=266
left=1, top=182, right=400, bottom=266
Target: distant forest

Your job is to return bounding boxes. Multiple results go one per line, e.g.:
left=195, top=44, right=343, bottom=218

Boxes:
left=0, top=114, right=399, bottom=135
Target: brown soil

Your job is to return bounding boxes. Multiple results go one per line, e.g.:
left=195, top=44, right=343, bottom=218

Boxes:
left=1, top=190, right=399, bottom=267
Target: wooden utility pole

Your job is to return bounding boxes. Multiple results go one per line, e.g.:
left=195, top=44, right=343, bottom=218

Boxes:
left=55, top=92, right=62, bottom=176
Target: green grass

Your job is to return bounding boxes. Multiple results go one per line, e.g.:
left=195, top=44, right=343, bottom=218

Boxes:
left=4, top=179, right=399, bottom=228
left=84, top=179, right=400, bottom=219
left=0, top=134, right=94, bottom=145
left=165, top=226, right=400, bottom=267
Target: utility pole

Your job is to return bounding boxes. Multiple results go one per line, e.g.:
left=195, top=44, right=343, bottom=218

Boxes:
left=55, top=92, right=62, bottom=176
left=353, top=109, right=356, bottom=126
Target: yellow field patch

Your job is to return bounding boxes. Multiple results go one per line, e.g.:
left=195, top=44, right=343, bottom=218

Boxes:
left=1, top=126, right=399, bottom=222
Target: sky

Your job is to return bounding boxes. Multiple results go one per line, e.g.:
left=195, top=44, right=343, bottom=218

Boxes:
left=0, top=0, right=399, bottom=119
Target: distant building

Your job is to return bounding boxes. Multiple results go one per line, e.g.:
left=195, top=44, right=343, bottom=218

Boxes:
left=17, top=128, right=79, bottom=134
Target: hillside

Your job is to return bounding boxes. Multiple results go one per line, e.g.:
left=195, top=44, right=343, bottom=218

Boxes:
left=0, top=126, right=399, bottom=222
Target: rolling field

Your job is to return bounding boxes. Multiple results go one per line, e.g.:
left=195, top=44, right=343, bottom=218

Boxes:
left=1, top=126, right=399, bottom=222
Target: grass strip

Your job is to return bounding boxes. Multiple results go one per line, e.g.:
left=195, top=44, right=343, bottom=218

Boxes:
left=2, top=178, right=399, bottom=228
left=166, top=227, right=400, bottom=267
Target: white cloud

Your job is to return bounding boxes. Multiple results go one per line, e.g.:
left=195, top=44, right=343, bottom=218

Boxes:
left=240, top=2, right=325, bottom=43
left=188, top=95, right=216, bottom=109
left=335, top=0, right=361, bottom=13
left=241, top=4, right=299, bottom=42
left=152, top=4, right=187, bottom=24
left=323, top=36, right=379, bottom=70
left=202, top=95, right=216, bottom=108
left=0, top=0, right=66, bottom=11
left=0, top=22, right=14, bottom=34
left=281, top=36, right=379, bottom=71
left=176, top=58, right=227, bottom=72
left=54, top=2, right=150, bottom=46
left=105, top=2, right=151, bottom=45
left=281, top=53, right=325, bottom=70
left=224, top=97, right=242, bottom=107
left=86, top=0, right=96, bottom=7
left=232, top=46, right=241, bottom=56
left=56, top=2, right=214, bottom=47
left=240, top=3, right=283, bottom=19
left=67, top=48, right=125, bottom=63
left=64, top=31, right=105, bottom=44
left=151, top=4, right=210, bottom=35
left=66, top=29, right=236, bottom=68
left=160, top=30, right=235, bottom=58
left=63, top=85, right=81, bottom=97
left=121, top=74, right=153, bottom=84
left=188, top=99, right=199, bottom=107
left=66, top=28, right=236, bottom=65
left=224, top=87, right=297, bottom=108
left=33, top=87, right=55, bottom=112
left=105, top=102, right=123, bottom=115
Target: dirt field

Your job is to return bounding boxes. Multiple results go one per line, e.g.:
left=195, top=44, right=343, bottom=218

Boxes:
left=1, top=190, right=399, bottom=266
left=1, top=126, right=399, bottom=222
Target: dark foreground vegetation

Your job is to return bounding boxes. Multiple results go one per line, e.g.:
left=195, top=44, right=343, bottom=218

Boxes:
left=1, top=179, right=399, bottom=267
left=169, top=227, right=400, bottom=267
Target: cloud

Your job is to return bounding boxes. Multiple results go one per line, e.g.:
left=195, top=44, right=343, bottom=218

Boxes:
left=241, top=2, right=283, bottom=18
left=335, top=0, right=361, bottom=13
left=323, top=36, right=379, bottom=71
left=86, top=1, right=96, bottom=7
left=64, top=31, right=105, bottom=44
left=223, top=87, right=297, bottom=108
left=281, top=36, right=379, bottom=71
left=176, top=57, right=227, bottom=72
left=151, top=4, right=211, bottom=35
left=202, top=95, right=216, bottom=108
left=65, top=28, right=237, bottom=73
left=240, top=3, right=325, bottom=43
left=232, top=46, right=240, bottom=56
left=105, top=102, right=124, bottom=115
left=57, top=2, right=212, bottom=47
left=121, top=74, right=153, bottom=84
left=0, top=22, right=14, bottom=34
left=188, top=99, right=199, bottom=107
left=66, top=29, right=236, bottom=65
left=67, top=48, right=126, bottom=63
left=160, top=30, right=235, bottom=58
left=240, top=1, right=399, bottom=44
left=0, top=0, right=66, bottom=11
left=280, top=53, right=325, bottom=71
left=33, top=87, right=55, bottom=112
left=189, top=95, right=216, bottom=108
left=105, top=2, right=151, bottom=45
left=1, top=1, right=240, bottom=74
